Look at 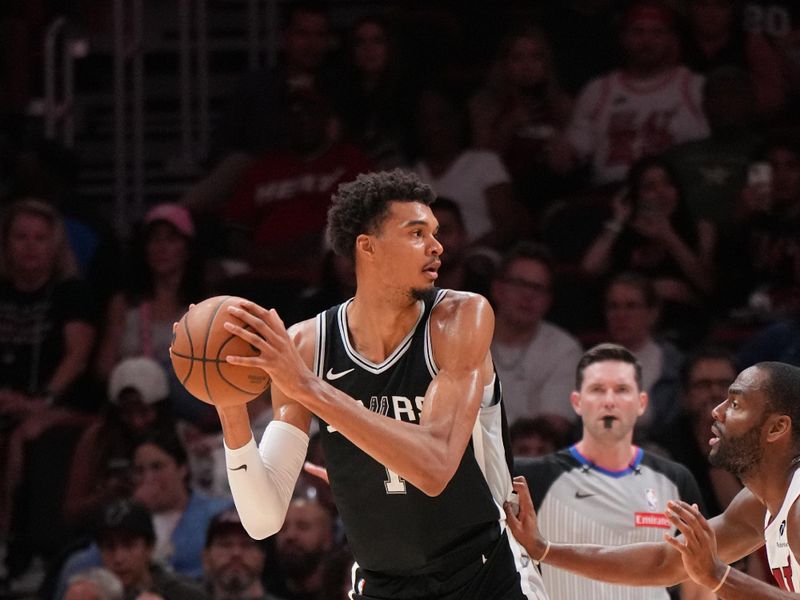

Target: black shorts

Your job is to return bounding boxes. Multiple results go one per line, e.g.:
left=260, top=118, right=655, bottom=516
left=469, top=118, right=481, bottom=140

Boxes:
left=348, top=529, right=539, bottom=600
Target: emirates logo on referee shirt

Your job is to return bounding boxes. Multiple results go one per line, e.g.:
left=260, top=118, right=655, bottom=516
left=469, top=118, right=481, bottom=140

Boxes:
left=634, top=513, right=671, bottom=528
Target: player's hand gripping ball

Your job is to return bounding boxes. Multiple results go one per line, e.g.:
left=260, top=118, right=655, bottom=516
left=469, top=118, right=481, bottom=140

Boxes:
left=170, top=296, right=270, bottom=406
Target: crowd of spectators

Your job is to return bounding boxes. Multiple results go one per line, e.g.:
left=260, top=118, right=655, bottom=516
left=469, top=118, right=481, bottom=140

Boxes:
left=1, top=0, right=800, bottom=598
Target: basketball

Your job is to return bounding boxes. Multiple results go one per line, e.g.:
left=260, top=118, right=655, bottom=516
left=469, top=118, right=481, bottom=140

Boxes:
left=170, top=295, right=270, bottom=405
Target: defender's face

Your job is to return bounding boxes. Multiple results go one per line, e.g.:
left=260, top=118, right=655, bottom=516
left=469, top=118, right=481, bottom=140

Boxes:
left=369, top=201, right=442, bottom=295
left=572, top=361, right=646, bottom=441
left=709, top=366, right=770, bottom=477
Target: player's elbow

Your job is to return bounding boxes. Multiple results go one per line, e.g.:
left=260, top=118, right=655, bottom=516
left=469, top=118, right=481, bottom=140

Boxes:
left=239, top=512, right=284, bottom=540
left=417, top=464, right=458, bottom=497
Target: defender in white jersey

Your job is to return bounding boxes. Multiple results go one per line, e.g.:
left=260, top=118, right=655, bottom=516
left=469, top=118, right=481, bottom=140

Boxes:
left=215, top=170, right=547, bottom=600
left=504, top=361, right=800, bottom=598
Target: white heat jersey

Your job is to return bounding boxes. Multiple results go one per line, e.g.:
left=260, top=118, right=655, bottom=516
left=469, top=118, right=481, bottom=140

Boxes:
left=765, top=468, right=800, bottom=592
left=566, top=65, right=709, bottom=185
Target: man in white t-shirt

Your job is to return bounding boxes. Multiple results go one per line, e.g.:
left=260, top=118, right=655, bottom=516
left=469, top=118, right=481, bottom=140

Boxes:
left=554, top=0, right=709, bottom=185
left=490, top=242, right=583, bottom=427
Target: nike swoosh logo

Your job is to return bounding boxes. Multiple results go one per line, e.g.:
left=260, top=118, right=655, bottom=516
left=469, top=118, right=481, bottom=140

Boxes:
left=575, top=491, right=595, bottom=499
left=326, top=367, right=355, bottom=380
left=229, top=464, right=247, bottom=472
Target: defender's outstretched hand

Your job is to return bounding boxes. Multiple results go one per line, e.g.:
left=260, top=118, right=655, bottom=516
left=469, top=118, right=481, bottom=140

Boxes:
left=504, top=476, right=549, bottom=561
left=664, top=500, right=728, bottom=591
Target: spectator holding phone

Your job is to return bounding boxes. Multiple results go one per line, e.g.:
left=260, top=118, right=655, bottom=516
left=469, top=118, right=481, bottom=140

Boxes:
left=725, top=134, right=800, bottom=315
left=581, top=156, right=717, bottom=346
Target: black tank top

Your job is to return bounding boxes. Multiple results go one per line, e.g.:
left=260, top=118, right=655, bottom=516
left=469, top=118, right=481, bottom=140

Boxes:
left=314, top=289, right=503, bottom=575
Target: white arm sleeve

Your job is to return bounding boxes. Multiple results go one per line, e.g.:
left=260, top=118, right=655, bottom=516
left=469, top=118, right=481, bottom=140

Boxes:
left=224, top=420, right=309, bottom=539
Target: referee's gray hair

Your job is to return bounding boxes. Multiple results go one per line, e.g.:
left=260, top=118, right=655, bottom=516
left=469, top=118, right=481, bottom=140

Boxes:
left=66, top=567, right=124, bottom=600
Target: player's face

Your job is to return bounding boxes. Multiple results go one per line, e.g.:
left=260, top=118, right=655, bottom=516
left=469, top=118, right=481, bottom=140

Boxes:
left=4, top=213, right=58, bottom=275
left=708, top=366, right=770, bottom=477
left=370, top=201, right=442, bottom=297
left=99, top=534, right=152, bottom=587
left=605, top=282, right=657, bottom=348
left=204, top=531, right=265, bottom=593
left=492, top=258, right=552, bottom=329
left=572, top=360, right=646, bottom=441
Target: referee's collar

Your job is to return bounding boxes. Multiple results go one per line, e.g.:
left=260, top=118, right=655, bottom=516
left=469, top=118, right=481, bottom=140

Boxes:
left=568, top=445, right=644, bottom=478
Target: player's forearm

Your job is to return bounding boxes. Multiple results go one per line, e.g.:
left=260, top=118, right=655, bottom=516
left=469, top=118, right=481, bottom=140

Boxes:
left=293, top=372, right=474, bottom=496
left=697, top=565, right=797, bottom=599
left=217, top=404, right=253, bottom=449
left=542, top=541, right=688, bottom=587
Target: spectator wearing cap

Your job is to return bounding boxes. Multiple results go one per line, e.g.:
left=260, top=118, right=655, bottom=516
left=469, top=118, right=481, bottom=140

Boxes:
left=93, top=202, right=214, bottom=427
left=55, top=499, right=208, bottom=600
left=203, top=509, right=286, bottom=600
left=550, top=0, right=709, bottom=186
left=65, top=567, right=124, bottom=600
left=63, top=356, right=176, bottom=532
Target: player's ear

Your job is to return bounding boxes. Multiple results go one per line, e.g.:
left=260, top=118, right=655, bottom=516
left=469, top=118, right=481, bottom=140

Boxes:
left=766, top=414, right=791, bottom=443
left=355, top=234, right=374, bottom=257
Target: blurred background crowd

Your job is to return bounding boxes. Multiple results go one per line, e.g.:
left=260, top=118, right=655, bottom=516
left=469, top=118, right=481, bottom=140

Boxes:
left=0, top=0, right=799, bottom=598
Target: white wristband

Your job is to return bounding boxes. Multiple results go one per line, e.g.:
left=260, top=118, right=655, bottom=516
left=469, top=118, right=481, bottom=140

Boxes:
left=711, top=564, right=731, bottom=594
left=224, top=421, right=309, bottom=539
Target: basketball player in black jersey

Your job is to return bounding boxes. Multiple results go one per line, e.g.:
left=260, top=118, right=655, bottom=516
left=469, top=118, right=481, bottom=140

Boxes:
left=215, top=170, right=548, bottom=600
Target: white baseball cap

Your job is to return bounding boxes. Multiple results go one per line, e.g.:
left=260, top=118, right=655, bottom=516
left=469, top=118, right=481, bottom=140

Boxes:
left=108, top=356, right=170, bottom=405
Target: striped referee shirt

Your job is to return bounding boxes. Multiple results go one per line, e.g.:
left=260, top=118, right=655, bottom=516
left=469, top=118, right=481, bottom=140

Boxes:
left=515, top=446, right=705, bottom=600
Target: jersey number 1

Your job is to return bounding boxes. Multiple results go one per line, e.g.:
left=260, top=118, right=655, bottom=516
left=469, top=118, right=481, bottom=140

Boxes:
left=384, top=467, right=407, bottom=494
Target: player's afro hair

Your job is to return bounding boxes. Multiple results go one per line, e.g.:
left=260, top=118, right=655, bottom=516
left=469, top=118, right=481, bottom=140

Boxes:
left=326, top=169, right=436, bottom=260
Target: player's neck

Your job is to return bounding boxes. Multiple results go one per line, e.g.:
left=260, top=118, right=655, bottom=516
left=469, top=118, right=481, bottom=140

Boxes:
left=347, top=293, right=423, bottom=363
left=574, top=438, right=637, bottom=472
left=745, top=453, right=800, bottom=516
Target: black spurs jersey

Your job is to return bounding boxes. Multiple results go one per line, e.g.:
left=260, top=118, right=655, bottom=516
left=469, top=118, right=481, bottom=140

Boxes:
left=313, top=290, right=509, bottom=576
left=515, top=447, right=705, bottom=600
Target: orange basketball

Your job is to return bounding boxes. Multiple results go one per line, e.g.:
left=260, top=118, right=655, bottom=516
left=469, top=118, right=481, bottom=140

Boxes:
left=170, top=295, right=270, bottom=405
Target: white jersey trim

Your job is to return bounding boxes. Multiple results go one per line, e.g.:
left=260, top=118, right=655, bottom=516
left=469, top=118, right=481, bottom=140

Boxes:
left=313, top=311, right=326, bottom=378
left=337, top=298, right=424, bottom=374
left=424, top=289, right=447, bottom=377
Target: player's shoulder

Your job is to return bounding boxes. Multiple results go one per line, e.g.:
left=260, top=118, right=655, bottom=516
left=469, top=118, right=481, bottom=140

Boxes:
left=286, top=316, right=319, bottom=365
left=431, top=289, right=493, bottom=324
